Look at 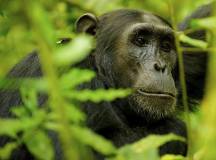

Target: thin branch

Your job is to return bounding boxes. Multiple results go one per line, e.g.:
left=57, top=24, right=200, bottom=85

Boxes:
left=167, top=0, right=192, bottom=159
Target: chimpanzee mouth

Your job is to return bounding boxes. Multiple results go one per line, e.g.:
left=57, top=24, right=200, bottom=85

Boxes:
left=137, top=89, right=176, bottom=99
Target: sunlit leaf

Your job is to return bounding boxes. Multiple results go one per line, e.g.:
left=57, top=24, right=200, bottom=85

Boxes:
left=60, top=68, right=95, bottom=90
left=48, top=104, right=86, bottom=123
left=23, top=130, right=54, bottom=160
left=20, top=87, right=38, bottom=114
left=191, top=17, right=216, bottom=30
left=110, top=134, right=185, bottom=160
left=0, top=142, right=18, bottom=160
left=179, top=33, right=208, bottom=49
left=161, top=154, right=185, bottom=160
left=27, top=1, right=56, bottom=47
left=109, top=147, right=159, bottom=160
left=11, top=106, right=30, bottom=118
left=0, top=110, right=46, bottom=137
left=128, top=134, right=185, bottom=152
left=0, top=77, right=47, bottom=92
left=0, top=119, right=24, bottom=137
left=63, top=89, right=131, bottom=103
left=71, top=126, right=117, bottom=155
left=65, top=104, right=86, bottom=122
left=54, top=35, right=94, bottom=66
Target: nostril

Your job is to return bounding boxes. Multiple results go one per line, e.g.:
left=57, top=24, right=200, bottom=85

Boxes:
left=154, top=62, right=166, bottom=73
left=154, top=63, right=161, bottom=72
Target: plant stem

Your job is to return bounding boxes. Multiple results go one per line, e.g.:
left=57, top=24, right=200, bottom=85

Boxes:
left=201, top=2, right=216, bottom=159
left=23, top=1, right=80, bottom=160
left=167, top=0, right=192, bottom=158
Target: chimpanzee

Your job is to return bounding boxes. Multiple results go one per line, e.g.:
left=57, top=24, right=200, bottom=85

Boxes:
left=0, top=3, right=211, bottom=160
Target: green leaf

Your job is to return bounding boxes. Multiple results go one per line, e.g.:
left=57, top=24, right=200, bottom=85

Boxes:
left=48, top=104, right=86, bottom=123
left=54, top=35, right=94, bottom=66
left=65, top=104, right=86, bottom=122
left=111, top=134, right=185, bottom=160
left=23, top=130, right=54, bottom=160
left=142, top=149, right=159, bottom=160
left=191, top=17, right=216, bottom=30
left=71, top=126, right=117, bottom=155
left=27, top=1, right=56, bottom=47
left=0, top=77, right=47, bottom=92
left=111, top=148, right=159, bottom=160
left=20, top=87, right=38, bottom=114
left=0, top=119, right=23, bottom=137
left=63, top=89, right=131, bottom=103
left=11, top=106, right=30, bottom=118
left=161, top=154, right=185, bottom=160
left=179, top=33, right=208, bottom=49
left=60, top=68, right=95, bottom=90
left=0, top=142, right=18, bottom=160
left=0, top=111, right=46, bottom=137
left=128, top=134, right=185, bottom=152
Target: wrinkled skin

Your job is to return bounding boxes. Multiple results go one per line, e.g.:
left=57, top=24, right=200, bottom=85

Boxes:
left=88, top=11, right=178, bottom=121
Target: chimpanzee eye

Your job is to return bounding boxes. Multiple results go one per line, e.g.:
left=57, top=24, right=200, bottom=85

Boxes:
left=161, top=40, right=172, bottom=52
left=134, top=35, right=148, bottom=47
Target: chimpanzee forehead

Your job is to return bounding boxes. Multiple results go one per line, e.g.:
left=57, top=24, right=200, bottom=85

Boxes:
left=141, top=13, right=169, bottom=26
left=98, top=9, right=170, bottom=30
left=96, top=9, right=171, bottom=46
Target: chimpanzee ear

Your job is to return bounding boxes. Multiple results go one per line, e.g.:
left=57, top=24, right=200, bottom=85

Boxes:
left=75, top=13, right=98, bottom=35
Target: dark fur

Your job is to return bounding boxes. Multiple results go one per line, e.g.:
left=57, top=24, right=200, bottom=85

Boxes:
left=176, top=3, right=211, bottom=110
left=0, top=5, right=211, bottom=160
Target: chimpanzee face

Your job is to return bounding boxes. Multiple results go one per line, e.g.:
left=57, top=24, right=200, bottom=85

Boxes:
left=114, top=17, right=177, bottom=119
left=76, top=10, right=177, bottom=119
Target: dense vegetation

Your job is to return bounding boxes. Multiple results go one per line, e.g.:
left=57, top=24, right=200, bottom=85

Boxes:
left=0, top=0, right=216, bottom=160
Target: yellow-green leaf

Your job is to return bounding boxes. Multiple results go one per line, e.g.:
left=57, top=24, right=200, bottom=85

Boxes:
left=23, top=130, right=54, bottom=160
left=179, top=33, right=208, bottom=49
left=0, top=142, right=18, bottom=160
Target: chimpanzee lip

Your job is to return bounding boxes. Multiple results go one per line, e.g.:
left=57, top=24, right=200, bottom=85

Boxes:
left=137, top=89, right=176, bottom=98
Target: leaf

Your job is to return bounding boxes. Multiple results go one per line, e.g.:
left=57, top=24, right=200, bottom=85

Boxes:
left=191, top=17, right=216, bottom=30
left=20, top=87, right=38, bottom=114
left=142, top=149, right=159, bottom=160
left=23, top=130, right=54, bottom=160
left=0, top=111, right=46, bottom=137
left=48, top=104, right=86, bottom=123
left=111, top=134, right=185, bottom=160
left=54, top=35, right=94, bottom=66
left=63, top=89, right=131, bottom=103
left=161, top=154, right=185, bottom=160
left=0, top=142, right=18, bottom=160
left=60, top=68, right=95, bottom=90
left=27, top=1, right=56, bottom=47
left=11, top=106, right=30, bottom=118
left=128, top=134, right=185, bottom=153
left=179, top=33, right=208, bottom=49
left=109, top=147, right=159, bottom=160
left=65, top=104, right=86, bottom=123
left=0, top=77, right=47, bottom=92
left=0, top=119, right=23, bottom=137
left=71, top=126, right=117, bottom=155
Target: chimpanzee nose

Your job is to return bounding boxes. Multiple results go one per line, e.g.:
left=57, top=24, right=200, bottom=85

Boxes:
left=153, top=61, right=166, bottom=73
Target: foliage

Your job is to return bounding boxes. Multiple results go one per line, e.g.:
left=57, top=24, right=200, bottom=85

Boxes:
left=0, top=0, right=216, bottom=160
